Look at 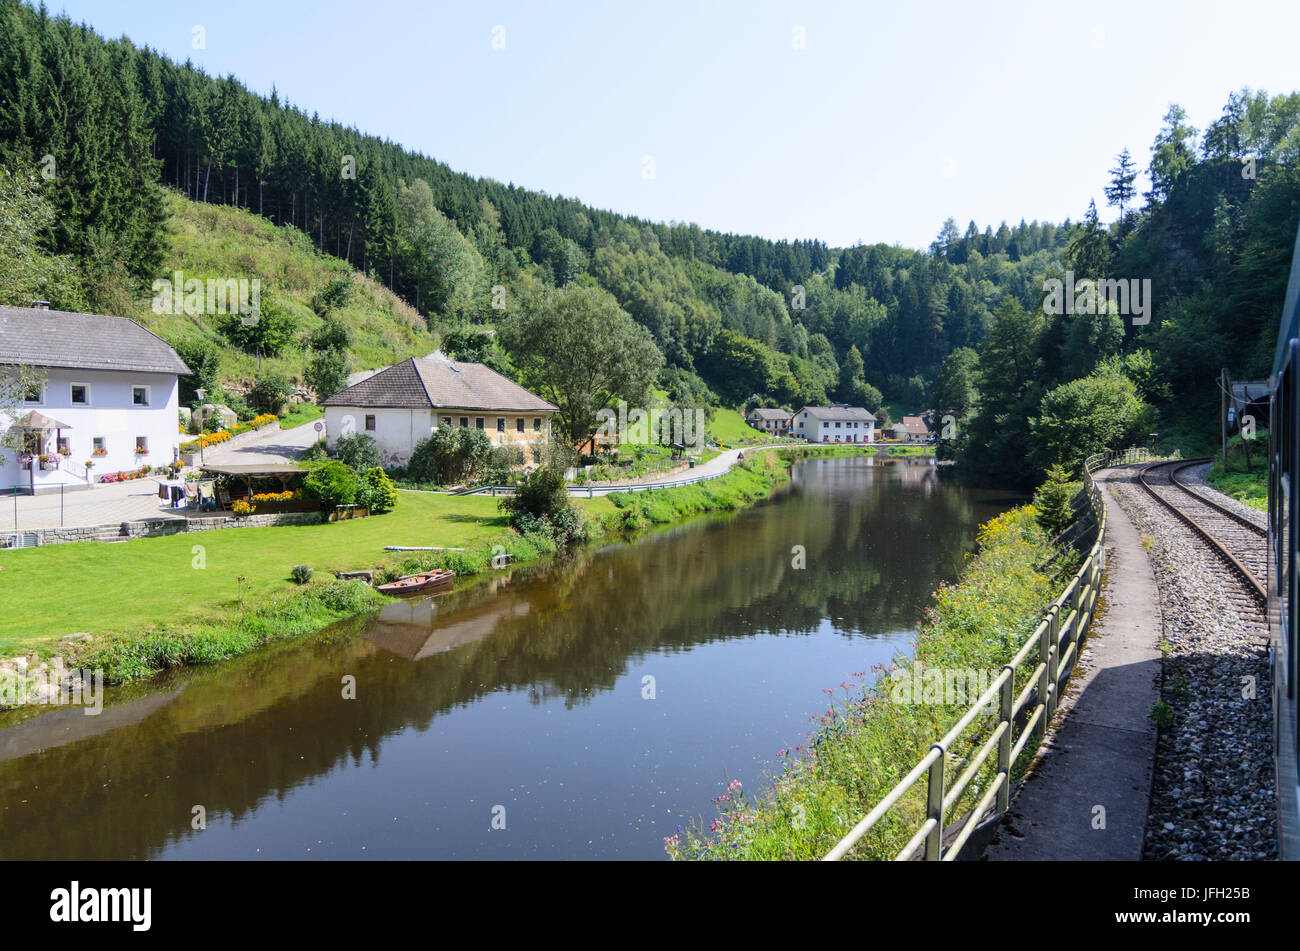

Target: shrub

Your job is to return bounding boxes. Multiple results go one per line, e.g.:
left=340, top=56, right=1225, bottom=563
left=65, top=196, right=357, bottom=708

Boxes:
left=407, top=426, right=492, bottom=485
left=1032, top=464, right=1078, bottom=538
left=305, top=347, right=350, bottom=399
left=231, top=498, right=255, bottom=517
left=303, top=460, right=358, bottom=511
left=334, top=433, right=382, bottom=471
left=500, top=466, right=568, bottom=522
left=219, top=295, right=299, bottom=356
left=249, top=373, right=293, bottom=415
left=290, top=564, right=313, bottom=585
left=485, top=444, right=524, bottom=484
left=311, top=274, right=355, bottom=317
left=173, top=340, right=222, bottom=403
left=356, top=466, right=398, bottom=514
left=499, top=466, right=588, bottom=544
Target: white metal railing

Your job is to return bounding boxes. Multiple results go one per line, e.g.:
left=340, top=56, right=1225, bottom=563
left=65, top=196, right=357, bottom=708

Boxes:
left=822, top=446, right=1149, bottom=861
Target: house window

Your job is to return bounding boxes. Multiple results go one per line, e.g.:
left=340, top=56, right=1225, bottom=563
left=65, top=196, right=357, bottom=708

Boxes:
left=365, top=415, right=376, bottom=432
left=92, top=436, right=106, bottom=455
left=460, top=417, right=469, bottom=428
left=516, top=418, right=525, bottom=433
left=135, top=436, right=149, bottom=455
left=57, top=434, right=70, bottom=454
left=132, top=385, right=150, bottom=407
left=441, top=416, right=453, bottom=427
left=475, top=417, right=484, bottom=429
left=835, top=422, right=841, bottom=428
left=496, top=417, right=505, bottom=433
left=823, top=422, right=829, bottom=429
left=22, top=382, right=42, bottom=404
left=533, top=418, right=541, bottom=432
left=71, top=383, right=90, bottom=406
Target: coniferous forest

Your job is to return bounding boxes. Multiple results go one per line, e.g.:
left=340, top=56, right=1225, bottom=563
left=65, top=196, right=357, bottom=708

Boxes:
left=2, top=0, right=1299, bottom=485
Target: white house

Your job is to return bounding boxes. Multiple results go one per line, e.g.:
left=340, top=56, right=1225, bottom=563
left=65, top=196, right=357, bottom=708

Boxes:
left=322, top=355, right=558, bottom=466
left=0, top=304, right=190, bottom=493
left=792, top=404, right=877, bottom=444
left=746, top=407, right=792, bottom=436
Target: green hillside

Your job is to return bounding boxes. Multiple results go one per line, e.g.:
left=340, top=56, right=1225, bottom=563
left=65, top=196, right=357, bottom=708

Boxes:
left=138, top=191, right=437, bottom=398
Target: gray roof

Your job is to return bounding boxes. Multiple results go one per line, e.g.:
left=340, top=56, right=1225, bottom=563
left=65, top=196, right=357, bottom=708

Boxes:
left=798, top=405, right=877, bottom=422
left=748, top=407, right=791, bottom=420
left=0, top=306, right=191, bottom=375
left=322, top=357, right=558, bottom=413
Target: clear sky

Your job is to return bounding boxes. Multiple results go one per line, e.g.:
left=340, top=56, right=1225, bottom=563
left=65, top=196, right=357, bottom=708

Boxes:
left=44, top=0, right=1300, bottom=250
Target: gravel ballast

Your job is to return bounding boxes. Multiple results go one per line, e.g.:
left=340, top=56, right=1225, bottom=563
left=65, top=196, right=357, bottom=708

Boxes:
left=1106, top=464, right=1276, bottom=860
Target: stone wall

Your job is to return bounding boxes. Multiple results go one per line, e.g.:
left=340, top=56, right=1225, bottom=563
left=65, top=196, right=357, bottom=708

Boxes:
left=10, top=509, right=321, bottom=547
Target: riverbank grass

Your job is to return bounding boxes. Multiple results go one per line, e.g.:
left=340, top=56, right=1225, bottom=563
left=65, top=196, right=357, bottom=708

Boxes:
left=666, top=503, right=1056, bottom=861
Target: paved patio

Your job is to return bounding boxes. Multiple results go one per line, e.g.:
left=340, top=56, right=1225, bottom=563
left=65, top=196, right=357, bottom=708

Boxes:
left=2, top=420, right=320, bottom=532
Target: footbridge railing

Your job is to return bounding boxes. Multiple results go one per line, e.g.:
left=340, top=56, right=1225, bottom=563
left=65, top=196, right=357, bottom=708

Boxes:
left=822, top=446, right=1150, bottom=861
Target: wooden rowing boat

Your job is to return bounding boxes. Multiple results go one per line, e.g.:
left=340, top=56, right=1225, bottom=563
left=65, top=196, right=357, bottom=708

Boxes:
left=375, top=569, right=455, bottom=596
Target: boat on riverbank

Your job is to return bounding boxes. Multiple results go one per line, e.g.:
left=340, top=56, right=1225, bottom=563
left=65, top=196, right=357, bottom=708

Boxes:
left=375, top=569, right=455, bottom=596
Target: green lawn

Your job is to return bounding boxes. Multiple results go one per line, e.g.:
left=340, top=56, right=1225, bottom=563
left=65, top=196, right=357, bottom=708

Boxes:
left=0, top=490, right=546, bottom=654
left=278, top=403, right=324, bottom=430
left=0, top=441, right=790, bottom=659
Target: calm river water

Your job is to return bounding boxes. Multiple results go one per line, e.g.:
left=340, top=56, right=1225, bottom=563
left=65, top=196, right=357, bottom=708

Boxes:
left=0, top=456, right=1018, bottom=860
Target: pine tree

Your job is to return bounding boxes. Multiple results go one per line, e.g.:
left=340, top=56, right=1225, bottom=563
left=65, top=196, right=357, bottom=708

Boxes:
left=1104, top=148, right=1137, bottom=232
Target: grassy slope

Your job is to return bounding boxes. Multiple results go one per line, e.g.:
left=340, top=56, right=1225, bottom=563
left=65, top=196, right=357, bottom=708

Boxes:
left=709, top=407, right=769, bottom=445
left=135, top=191, right=439, bottom=394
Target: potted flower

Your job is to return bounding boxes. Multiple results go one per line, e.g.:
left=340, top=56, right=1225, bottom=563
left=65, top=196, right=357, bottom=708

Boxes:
left=17, top=453, right=32, bottom=465
left=134, top=444, right=148, bottom=455
left=92, top=448, right=107, bottom=457
left=231, top=498, right=256, bottom=518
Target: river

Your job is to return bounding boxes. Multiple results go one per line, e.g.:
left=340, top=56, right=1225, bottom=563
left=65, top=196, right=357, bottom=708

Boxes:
left=0, top=456, right=1019, bottom=860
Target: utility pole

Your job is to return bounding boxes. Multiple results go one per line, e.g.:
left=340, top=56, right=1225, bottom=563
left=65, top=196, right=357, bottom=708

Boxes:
left=1221, top=368, right=1229, bottom=466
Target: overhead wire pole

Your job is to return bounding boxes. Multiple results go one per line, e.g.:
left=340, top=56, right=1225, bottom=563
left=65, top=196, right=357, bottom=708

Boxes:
left=1221, top=367, right=1229, bottom=465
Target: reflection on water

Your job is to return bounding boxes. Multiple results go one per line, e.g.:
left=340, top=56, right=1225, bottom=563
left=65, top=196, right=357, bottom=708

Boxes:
left=0, top=457, right=1019, bottom=860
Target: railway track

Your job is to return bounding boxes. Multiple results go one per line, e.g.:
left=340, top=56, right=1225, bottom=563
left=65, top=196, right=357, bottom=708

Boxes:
left=1136, top=458, right=1266, bottom=603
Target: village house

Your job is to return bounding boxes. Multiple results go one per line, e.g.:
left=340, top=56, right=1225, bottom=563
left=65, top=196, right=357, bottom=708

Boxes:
left=321, top=354, right=557, bottom=466
left=746, top=407, right=792, bottom=436
left=898, top=415, right=931, bottom=443
left=792, top=404, right=877, bottom=443
left=0, top=303, right=190, bottom=494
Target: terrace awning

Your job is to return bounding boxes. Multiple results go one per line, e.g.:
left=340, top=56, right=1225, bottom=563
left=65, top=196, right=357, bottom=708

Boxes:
left=199, top=464, right=305, bottom=476
left=15, top=411, right=74, bottom=430
left=199, top=463, right=306, bottom=503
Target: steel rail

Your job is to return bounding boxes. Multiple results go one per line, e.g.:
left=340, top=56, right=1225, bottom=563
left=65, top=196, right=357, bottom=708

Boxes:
left=1169, top=460, right=1267, bottom=537
left=1137, top=458, right=1266, bottom=602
